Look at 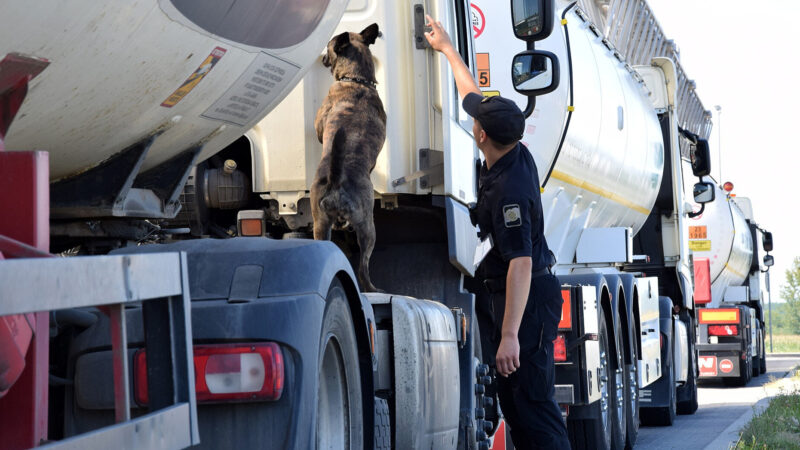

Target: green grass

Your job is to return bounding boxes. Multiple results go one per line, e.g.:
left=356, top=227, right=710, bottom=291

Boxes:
left=768, top=334, right=800, bottom=353
left=735, top=371, right=800, bottom=449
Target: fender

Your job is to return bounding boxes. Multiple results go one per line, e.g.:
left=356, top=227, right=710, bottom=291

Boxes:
left=72, top=237, right=378, bottom=449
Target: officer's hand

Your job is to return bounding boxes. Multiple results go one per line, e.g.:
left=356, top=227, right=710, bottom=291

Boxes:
left=424, top=15, right=455, bottom=53
left=495, top=335, right=521, bottom=377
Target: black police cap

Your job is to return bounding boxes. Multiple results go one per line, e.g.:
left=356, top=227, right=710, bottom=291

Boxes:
left=462, top=92, right=525, bottom=146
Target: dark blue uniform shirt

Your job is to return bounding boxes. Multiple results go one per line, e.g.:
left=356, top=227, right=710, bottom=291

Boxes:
left=475, top=142, right=551, bottom=280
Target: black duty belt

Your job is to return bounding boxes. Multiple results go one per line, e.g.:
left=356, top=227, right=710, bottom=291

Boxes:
left=483, top=266, right=552, bottom=293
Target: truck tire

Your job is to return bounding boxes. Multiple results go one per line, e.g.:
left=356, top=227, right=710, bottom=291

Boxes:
left=568, top=307, right=613, bottom=450
left=316, top=279, right=363, bottom=450
left=752, top=355, right=761, bottom=378
left=640, top=331, right=676, bottom=426
left=760, top=334, right=767, bottom=374
left=675, top=357, right=698, bottom=415
left=609, top=308, right=626, bottom=450
left=623, top=319, right=640, bottom=449
left=374, top=397, right=391, bottom=450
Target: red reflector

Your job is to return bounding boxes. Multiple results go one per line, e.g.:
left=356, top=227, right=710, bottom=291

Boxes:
left=708, top=325, right=738, bottom=336
left=693, top=258, right=712, bottom=305
left=134, top=342, right=284, bottom=405
left=558, top=289, right=572, bottom=330
left=660, top=333, right=664, bottom=349
left=553, top=334, right=567, bottom=362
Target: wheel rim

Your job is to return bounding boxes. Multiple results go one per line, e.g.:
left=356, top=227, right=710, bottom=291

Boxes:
left=318, top=336, right=349, bottom=449
left=600, top=349, right=610, bottom=436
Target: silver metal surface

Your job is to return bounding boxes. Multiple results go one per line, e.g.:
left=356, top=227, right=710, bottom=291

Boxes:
left=580, top=286, right=601, bottom=403
left=576, top=0, right=712, bottom=145
left=40, top=404, right=193, bottom=450
left=0, top=253, right=182, bottom=315
left=108, top=304, right=131, bottom=423
left=637, top=277, right=661, bottom=388
left=391, top=295, right=460, bottom=450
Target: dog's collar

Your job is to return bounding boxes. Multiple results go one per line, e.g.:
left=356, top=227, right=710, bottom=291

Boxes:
left=337, top=76, right=377, bottom=89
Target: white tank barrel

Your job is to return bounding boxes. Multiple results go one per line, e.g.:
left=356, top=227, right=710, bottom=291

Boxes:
left=472, top=1, right=664, bottom=243
left=689, top=184, right=753, bottom=304
left=1, top=0, right=347, bottom=181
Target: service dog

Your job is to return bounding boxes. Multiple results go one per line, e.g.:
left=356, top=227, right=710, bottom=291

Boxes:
left=312, top=23, right=386, bottom=292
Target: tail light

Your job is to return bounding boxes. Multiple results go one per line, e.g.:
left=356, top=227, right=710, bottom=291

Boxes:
left=135, top=342, right=284, bottom=405
left=708, top=325, right=738, bottom=336
left=553, top=334, right=567, bottom=362
left=236, top=210, right=267, bottom=237
left=558, top=289, right=572, bottom=330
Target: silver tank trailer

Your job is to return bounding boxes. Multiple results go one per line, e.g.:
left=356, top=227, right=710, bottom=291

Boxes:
left=1, top=0, right=347, bottom=181
left=688, top=184, right=753, bottom=305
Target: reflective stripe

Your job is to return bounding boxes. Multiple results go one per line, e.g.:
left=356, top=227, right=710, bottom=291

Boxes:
left=549, top=169, right=651, bottom=215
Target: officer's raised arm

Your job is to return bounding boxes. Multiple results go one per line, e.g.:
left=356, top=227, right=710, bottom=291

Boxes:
left=424, top=14, right=481, bottom=99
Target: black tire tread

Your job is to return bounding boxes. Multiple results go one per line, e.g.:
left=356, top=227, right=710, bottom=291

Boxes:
left=374, top=397, right=391, bottom=450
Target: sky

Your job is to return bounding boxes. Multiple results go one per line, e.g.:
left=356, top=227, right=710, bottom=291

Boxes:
left=647, top=0, right=800, bottom=302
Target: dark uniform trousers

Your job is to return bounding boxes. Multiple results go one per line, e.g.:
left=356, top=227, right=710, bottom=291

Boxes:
left=479, top=272, right=571, bottom=450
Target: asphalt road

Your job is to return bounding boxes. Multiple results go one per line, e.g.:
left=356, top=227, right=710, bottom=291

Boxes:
left=636, top=354, right=800, bottom=449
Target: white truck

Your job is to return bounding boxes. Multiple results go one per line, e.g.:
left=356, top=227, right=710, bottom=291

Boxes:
left=1, top=0, right=723, bottom=449
left=689, top=182, right=774, bottom=386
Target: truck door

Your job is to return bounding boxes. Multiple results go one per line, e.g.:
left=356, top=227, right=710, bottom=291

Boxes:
left=433, top=0, right=479, bottom=205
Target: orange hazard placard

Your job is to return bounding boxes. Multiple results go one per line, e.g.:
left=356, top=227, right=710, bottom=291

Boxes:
left=476, top=53, right=490, bottom=87
left=161, top=47, right=226, bottom=108
left=689, top=225, right=707, bottom=239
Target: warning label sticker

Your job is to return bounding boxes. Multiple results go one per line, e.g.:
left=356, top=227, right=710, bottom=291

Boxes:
left=476, top=53, right=490, bottom=87
left=698, top=355, right=717, bottom=377
left=689, top=225, right=707, bottom=239
left=162, top=47, right=226, bottom=108
left=471, top=3, right=486, bottom=38
left=202, top=52, right=300, bottom=127
left=689, top=240, right=711, bottom=251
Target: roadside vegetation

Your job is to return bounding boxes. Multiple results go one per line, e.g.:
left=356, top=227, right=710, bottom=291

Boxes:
left=734, top=370, right=800, bottom=449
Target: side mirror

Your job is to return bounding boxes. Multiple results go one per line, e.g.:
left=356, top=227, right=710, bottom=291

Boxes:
left=511, top=50, right=559, bottom=96
left=691, top=139, right=711, bottom=177
left=693, top=181, right=715, bottom=204
left=511, top=0, right=554, bottom=42
left=763, top=231, right=773, bottom=252
left=763, top=254, right=774, bottom=267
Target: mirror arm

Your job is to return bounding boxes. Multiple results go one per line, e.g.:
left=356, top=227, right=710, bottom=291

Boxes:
left=521, top=40, right=537, bottom=118
left=688, top=202, right=705, bottom=218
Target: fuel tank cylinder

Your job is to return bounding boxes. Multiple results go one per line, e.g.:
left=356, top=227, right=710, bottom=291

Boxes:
left=472, top=1, right=665, bottom=237
left=1, top=0, right=347, bottom=181
left=688, top=184, right=753, bottom=305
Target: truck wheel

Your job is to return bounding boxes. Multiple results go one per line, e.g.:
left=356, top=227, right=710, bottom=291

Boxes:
left=752, top=355, right=760, bottom=378
left=568, top=307, right=613, bottom=450
left=640, top=332, right=676, bottom=426
left=675, top=360, right=698, bottom=415
left=609, top=308, right=626, bottom=450
left=760, top=334, right=767, bottom=374
left=316, top=279, right=363, bottom=450
left=374, top=397, right=391, bottom=450
left=623, top=318, right=640, bottom=449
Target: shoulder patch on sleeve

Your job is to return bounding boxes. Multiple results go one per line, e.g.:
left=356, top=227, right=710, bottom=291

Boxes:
left=503, top=204, right=521, bottom=228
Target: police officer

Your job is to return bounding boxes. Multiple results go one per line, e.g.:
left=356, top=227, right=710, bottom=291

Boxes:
left=425, top=16, right=570, bottom=450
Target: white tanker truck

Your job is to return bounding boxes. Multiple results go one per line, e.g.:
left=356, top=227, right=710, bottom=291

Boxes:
left=689, top=182, right=774, bottom=386
left=1, top=0, right=725, bottom=449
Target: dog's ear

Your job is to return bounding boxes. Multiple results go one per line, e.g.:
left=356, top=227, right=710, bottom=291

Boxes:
left=333, top=32, right=351, bottom=54
left=360, top=23, right=380, bottom=46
